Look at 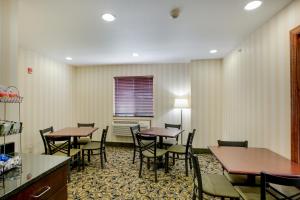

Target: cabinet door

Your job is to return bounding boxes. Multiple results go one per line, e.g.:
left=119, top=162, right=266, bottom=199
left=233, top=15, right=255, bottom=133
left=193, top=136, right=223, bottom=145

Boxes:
left=11, top=164, right=68, bottom=200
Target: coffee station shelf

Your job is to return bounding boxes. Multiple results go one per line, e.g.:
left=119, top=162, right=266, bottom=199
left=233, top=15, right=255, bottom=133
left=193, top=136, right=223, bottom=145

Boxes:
left=0, top=86, right=23, bottom=176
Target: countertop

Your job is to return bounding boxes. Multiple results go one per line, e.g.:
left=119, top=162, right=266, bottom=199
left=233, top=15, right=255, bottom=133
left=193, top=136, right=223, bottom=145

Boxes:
left=0, top=153, right=69, bottom=199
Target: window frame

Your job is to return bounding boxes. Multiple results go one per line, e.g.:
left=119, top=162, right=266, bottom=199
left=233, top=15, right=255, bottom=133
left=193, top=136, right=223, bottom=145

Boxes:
left=113, top=75, right=154, bottom=118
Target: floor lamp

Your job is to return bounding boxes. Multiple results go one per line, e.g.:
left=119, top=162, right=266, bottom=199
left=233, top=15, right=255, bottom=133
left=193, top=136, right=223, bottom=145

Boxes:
left=174, top=98, right=189, bottom=144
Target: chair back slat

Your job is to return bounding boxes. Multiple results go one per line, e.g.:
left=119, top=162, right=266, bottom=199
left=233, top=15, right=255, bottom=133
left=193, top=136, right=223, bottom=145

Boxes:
left=130, top=125, right=140, bottom=146
left=191, top=155, right=204, bottom=200
left=165, top=123, right=181, bottom=130
left=261, top=172, right=300, bottom=200
left=100, top=126, right=109, bottom=148
left=185, top=129, right=196, bottom=154
left=45, top=135, right=71, bottom=156
left=136, top=133, right=157, bottom=157
left=39, top=127, right=54, bottom=154
left=77, top=123, right=95, bottom=128
left=217, top=140, right=248, bottom=148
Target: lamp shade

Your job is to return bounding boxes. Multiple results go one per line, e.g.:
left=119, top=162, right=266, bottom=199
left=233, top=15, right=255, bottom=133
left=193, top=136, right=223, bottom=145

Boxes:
left=174, top=98, right=189, bottom=108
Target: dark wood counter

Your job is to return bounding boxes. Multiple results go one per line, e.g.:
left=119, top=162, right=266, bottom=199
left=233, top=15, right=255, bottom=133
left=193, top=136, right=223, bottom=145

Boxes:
left=0, top=153, right=69, bottom=200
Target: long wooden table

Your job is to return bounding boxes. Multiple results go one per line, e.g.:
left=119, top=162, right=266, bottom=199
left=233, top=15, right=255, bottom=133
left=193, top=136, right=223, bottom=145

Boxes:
left=46, top=127, right=98, bottom=148
left=209, top=146, right=300, bottom=184
left=140, top=127, right=184, bottom=148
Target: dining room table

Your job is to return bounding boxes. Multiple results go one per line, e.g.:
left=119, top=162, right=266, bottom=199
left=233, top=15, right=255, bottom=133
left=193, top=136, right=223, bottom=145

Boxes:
left=46, top=127, right=99, bottom=148
left=139, top=127, right=184, bottom=148
left=209, top=146, right=300, bottom=184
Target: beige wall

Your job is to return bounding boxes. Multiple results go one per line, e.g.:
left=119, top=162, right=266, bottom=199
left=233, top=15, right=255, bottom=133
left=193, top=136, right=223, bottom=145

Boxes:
left=191, top=60, right=223, bottom=148
left=223, top=0, right=300, bottom=158
left=0, top=0, right=20, bottom=151
left=73, top=61, right=223, bottom=148
left=18, top=49, right=74, bottom=153
left=73, top=64, right=192, bottom=144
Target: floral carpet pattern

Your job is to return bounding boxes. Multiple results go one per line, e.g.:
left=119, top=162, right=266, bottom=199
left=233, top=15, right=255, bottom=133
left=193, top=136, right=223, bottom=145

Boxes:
left=67, top=146, right=222, bottom=200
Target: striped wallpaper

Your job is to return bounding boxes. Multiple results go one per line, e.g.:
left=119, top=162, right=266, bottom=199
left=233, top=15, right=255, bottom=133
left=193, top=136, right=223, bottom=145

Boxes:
left=18, top=49, right=74, bottom=153
left=0, top=0, right=20, bottom=151
left=191, top=60, right=223, bottom=148
left=73, top=64, right=192, bottom=144
left=223, top=0, right=300, bottom=158
left=74, top=60, right=223, bottom=148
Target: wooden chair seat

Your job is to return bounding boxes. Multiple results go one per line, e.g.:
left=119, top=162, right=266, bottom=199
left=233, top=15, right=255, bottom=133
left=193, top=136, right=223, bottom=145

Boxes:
left=54, top=148, right=81, bottom=157
left=201, top=174, right=240, bottom=198
left=77, top=137, right=91, bottom=145
left=234, top=186, right=275, bottom=200
left=269, top=184, right=300, bottom=199
left=82, top=141, right=100, bottom=150
left=224, top=171, right=261, bottom=186
left=163, top=138, right=178, bottom=146
left=142, top=148, right=168, bottom=158
left=167, top=144, right=186, bottom=154
left=192, top=155, right=239, bottom=200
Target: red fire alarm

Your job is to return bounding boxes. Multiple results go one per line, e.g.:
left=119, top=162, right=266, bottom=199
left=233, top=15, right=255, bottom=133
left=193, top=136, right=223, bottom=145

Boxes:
left=27, top=67, right=32, bottom=74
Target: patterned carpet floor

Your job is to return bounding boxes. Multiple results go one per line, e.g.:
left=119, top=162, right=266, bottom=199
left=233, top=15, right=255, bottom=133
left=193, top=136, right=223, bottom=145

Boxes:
left=67, top=146, right=222, bottom=200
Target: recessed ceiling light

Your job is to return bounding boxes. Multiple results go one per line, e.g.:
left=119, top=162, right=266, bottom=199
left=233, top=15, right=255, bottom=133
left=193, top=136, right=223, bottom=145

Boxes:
left=102, top=13, right=116, bottom=22
left=210, top=49, right=218, bottom=54
left=65, top=57, right=72, bottom=60
left=132, top=53, right=139, bottom=57
left=244, top=1, right=262, bottom=11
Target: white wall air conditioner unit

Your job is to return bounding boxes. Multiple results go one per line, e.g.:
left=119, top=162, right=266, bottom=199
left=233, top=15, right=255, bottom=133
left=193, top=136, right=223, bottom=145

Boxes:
left=112, top=119, right=151, bottom=136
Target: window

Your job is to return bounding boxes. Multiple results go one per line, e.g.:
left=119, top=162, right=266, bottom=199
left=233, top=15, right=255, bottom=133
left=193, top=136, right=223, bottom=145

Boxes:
left=114, top=76, right=153, bottom=117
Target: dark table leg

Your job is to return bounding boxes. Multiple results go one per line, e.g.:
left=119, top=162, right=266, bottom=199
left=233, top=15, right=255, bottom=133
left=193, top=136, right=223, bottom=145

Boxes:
left=159, top=136, right=163, bottom=148
left=73, top=136, right=78, bottom=148
left=156, top=136, right=165, bottom=169
left=246, top=174, right=256, bottom=185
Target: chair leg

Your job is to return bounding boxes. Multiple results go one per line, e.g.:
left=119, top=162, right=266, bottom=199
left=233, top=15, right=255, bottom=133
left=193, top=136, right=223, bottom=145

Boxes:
left=67, top=161, right=71, bottom=183
left=100, top=149, right=104, bottom=169
left=104, top=148, right=107, bottom=162
left=154, top=157, right=157, bottom=182
left=165, top=153, right=169, bottom=173
left=139, top=156, right=143, bottom=178
left=88, top=150, right=91, bottom=162
left=173, top=153, right=175, bottom=165
left=133, top=147, right=136, bottom=164
left=147, top=158, right=150, bottom=169
left=82, top=150, right=85, bottom=170
left=77, top=153, right=81, bottom=172
left=189, top=157, right=192, bottom=169
left=185, top=157, right=188, bottom=176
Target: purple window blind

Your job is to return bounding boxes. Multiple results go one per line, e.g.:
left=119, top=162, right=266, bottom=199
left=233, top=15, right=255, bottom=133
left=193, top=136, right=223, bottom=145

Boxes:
left=114, top=76, right=154, bottom=117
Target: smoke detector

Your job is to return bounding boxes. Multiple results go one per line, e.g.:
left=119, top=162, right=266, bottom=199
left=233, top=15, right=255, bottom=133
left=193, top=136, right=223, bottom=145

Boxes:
left=170, top=8, right=180, bottom=19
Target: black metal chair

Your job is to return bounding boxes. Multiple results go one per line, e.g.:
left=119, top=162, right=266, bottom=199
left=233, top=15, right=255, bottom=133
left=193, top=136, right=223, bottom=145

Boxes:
left=45, top=134, right=81, bottom=171
left=130, top=124, right=141, bottom=164
left=163, top=123, right=181, bottom=146
left=136, top=132, right=168, bottom=182
left=235, top=172, right=300, bottom=200
left=81, top=126, right=109, bottom=169
left=167, top=129, right=196, bottom=176
left=217, top=140, right=258, bottom=185
left=40, top=126, right=66, bottom=155
left=191, top=154, right=240, bottom=200
left=77, top=123, right=95, bottom=146
left=262, top=172, right=300, bottom=200
left=40, top=127, right=54, bottom=154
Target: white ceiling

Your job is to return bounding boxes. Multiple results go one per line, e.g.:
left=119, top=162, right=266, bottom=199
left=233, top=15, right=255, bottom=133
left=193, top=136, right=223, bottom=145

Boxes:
left=18, top=0, right=292, bottom=65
